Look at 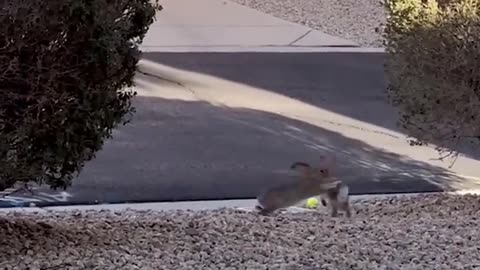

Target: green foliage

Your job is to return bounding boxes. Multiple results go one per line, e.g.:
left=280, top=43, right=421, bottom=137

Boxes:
left=0, top=0, right=162, bottom=191
left=383, top=0, right=480, bottom=155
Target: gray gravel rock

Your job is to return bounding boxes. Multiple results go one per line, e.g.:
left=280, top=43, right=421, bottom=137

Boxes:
left=230, top=0, right=386, bottom=47
left=1, top=194, right=480, bottom=269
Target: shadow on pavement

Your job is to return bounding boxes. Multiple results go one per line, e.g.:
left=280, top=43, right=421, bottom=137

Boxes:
left=141, top=51, right=480, bottom=161
left=0, top=95, right=468, bottom=207
left=1, top=51, right=477, bottom=207
left=65, top=96, right=467, bottom=204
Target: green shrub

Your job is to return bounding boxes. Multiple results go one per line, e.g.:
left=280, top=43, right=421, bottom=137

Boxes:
left=0, top=0, right=162, bottom=191
left=383, top=0, right=480, bottom=156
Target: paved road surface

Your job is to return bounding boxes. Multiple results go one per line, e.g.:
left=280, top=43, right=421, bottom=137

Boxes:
left=2, top=51, right=479, bottom=208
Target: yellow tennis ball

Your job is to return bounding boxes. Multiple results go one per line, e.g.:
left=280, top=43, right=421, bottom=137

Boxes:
left=304, top=197, right=319, bottom=209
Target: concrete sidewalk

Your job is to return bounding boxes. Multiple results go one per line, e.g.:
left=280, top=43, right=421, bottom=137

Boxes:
left=142, top=0, right=358, bottom=52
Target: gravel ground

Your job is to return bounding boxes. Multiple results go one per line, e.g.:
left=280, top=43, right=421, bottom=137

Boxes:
left=230, top=0, right=386, bottom=47
left=2, top=194, right=480, bottom=270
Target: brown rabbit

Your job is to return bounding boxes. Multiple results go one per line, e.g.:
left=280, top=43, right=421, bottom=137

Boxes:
left=288, top=163, right=352, bottom=218
left=255, top=155, right=349, bottom=216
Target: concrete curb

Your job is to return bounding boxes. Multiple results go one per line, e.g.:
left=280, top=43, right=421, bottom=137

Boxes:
left=1, top=191, right=478, bottom=214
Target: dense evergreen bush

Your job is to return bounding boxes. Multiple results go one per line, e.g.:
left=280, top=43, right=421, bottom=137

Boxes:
left=384, top=0, right=480, bottom=156
left=0, top=0, right=162, bottom=191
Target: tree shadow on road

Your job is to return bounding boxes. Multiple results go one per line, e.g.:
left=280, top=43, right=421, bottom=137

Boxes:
left=140, top=51, right=480, bottom=162
left=2, top=51, right=475, bottom=208
left=68, top=95, right=473, bottom=204
left=0, top=93, right=473, bottom=207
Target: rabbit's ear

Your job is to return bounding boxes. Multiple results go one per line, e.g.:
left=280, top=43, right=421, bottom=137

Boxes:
left=291, top=162, right=311, bottom=177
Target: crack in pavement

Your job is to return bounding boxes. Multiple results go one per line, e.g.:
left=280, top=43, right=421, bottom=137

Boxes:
left=288, top=29, right=312, bottom=45
left=286, top=113, right=402, bottom=140
left=320, top=119, right=401, bottom=139
left=136, top=69, right=199, bottom=99
left=136, top=68, right=232, bottom=110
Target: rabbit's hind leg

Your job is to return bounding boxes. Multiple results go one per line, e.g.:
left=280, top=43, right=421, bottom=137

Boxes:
left=329, top=200, right=339, bottom=217
left=341, top=201, right=351, bottom=218
left=255, top=205, right=274, bottom=216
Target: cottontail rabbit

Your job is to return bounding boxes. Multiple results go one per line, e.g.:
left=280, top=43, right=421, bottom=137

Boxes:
left=255, top=155, right=351, bottom=217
